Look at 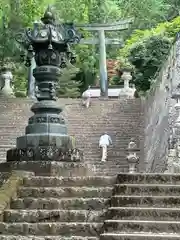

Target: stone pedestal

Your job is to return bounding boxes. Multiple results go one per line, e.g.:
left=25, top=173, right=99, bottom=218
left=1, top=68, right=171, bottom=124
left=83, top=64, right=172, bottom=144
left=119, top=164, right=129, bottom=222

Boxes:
left=0, top=161, right=92, bottom=177
left=7, top=67, right=82, bottom=162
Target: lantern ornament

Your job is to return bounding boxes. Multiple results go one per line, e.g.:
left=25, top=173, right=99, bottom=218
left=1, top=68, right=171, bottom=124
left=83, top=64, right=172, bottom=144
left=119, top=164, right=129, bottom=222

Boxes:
left=7, top=6, right=83, bottom=162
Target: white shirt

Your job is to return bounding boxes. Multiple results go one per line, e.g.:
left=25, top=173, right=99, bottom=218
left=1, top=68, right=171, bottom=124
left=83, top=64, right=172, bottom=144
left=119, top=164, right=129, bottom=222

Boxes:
left=99, top=134, right=112, bottom=147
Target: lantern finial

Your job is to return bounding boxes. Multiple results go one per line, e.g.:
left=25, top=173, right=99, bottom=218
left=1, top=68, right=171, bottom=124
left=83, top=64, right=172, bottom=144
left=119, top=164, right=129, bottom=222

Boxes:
left=41, top=5, right=56, bottom=25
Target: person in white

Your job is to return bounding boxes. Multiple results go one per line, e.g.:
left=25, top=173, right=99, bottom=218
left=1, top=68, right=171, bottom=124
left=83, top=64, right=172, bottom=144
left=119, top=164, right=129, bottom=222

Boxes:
left=82, top=86, right=92, bottom=108
left=99, top=132, right=112, bottom=162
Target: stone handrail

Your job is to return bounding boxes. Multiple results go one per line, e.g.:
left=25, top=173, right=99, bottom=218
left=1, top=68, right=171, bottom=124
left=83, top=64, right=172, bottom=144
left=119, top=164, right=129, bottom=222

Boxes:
left=0, top=170, right=34, bottom=221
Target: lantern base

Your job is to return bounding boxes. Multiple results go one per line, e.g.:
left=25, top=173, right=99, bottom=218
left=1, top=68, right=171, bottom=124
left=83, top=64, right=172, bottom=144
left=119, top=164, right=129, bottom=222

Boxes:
left=0, top=161, right=90, bottom=177
left=7, top=133, right=83, bottom=162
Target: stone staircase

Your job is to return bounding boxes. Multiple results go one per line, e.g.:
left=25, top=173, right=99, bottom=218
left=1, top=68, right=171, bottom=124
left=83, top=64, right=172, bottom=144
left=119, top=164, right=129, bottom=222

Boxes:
left=0, top=174, right=115, bottom=240
left=65, top=98, right=142, bottom=174
left=101, top=173, right=180, bottom=239
left=0, top=97, right=34, bottom=161
left=1, top=173, right=180, bottom=239
left=0, top=97, right=143, bottom=175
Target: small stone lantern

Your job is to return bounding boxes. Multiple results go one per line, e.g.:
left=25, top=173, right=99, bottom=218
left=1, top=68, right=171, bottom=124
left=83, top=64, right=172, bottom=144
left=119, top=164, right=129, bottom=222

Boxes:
left=126, top=138, right=140, bottom=173
left=119, top=66, right=136, bottom=99
left=121, top=67, right=132, bottom=90
left=0, top=66, right=14, bottom=97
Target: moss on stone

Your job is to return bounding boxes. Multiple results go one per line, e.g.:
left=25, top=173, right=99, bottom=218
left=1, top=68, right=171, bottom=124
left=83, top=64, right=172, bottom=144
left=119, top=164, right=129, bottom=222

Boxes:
left=0, top=171, right=24, bottom=216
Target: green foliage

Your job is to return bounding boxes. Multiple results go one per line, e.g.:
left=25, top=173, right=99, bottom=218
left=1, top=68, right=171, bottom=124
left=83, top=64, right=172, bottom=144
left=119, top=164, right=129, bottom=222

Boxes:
left=13, top=65, right=27, bottom=93
left=128, top=35, right=171, bottom=92
left=0, top=0, right=179, bottom=97
left=111, top=75, right=123, bottom=86
left=134, top=90, right=140, bottom=98
left=120, top=16, right=180, bottom=59
left=163, top=16, right=180, bottom=38
left=118, top=15, right=180, bottom=93
left=57, top=64, right=81, bottom=98
left=117, top=0, right=169, bottom=29
left=15, top=91, right=26, bottom=98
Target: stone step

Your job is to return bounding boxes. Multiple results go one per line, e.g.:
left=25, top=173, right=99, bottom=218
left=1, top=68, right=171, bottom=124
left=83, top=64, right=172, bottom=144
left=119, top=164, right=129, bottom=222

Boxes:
left=93, top=162, right=128, bottom=166
left=73, top=107, right=142, bottom=111
left=76, top=164, right=127, bottom=169
left=0, top=125, right=136, bottom=130
left=1, top=133, right=133, bottom=138
left=110, top=195, right=180, bottom=207
left=0, top=236, right=99, bottom=240
left=68, top=115, right=140, bottom=119
left=68, top=110, right=141, bottom=113
left=100, top=232, right=180, bottom=239
left=103, top=220, right=180, bottom=234
left=68, top=113, right=142, bottom=116
left=85, top=159, right=127, bottom=163
left=0, top=145, right=129, bottom=151
left=113, top=184, right=180, bottom=195
left=68, top=121, right=140, bottom=126
left=0, top=150, right=128, bottom=157
left=0, top=133, right=24, bottom=137
left=11, top=197, right=109, bottom=210
left=18, top=187, right=113, bottom=198
left=0, top=158, right=5, bottom=163
left=67, top=107, right=141, bottom=111
left=68, top=132, right=138, bottom=136
left=0, top=222, right=103, bottom=236
left=0, top=136, right=133, bottom=141
left=0, top=145, right=15, bottom=148
left=4, top=209, right=106, bottom=223
left=95, top=172, right=124, bottom=176
left=92, top=169, right=128, bottom=175
left=0, top=126, right=25, bottom=129
left=116, top=173, right=180, bottom=184
left=0, top=120, right=138, bottom=124
left=107, top=207, right=180, bottom=221
left=23, top=176, right=115, bottom=187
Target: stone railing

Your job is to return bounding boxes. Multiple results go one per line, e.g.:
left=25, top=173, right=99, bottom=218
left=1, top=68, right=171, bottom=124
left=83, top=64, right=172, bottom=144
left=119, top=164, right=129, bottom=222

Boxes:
left=0, top=171, right=34, bottom=220
left=143, top=35, right=180, bottom=173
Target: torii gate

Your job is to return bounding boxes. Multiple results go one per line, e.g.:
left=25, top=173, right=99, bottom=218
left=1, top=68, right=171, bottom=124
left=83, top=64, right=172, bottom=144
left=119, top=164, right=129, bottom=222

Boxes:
left=27, top=19, right=133, bottom=98
left=77, top=19, right=133, bottom=97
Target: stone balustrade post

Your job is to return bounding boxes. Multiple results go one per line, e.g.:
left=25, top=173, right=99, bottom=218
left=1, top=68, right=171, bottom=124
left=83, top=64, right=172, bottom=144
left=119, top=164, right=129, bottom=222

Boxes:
left=126, top=138, right=140, bottom=173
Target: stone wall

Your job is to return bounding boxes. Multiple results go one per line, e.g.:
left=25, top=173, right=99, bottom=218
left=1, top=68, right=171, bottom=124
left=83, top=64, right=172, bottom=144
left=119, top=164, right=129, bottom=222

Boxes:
left=143, top=36, right=180, bottom=173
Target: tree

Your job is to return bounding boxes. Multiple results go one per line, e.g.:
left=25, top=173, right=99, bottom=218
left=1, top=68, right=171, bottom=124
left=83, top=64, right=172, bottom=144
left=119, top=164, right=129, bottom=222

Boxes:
left=0, top=0, right=177, bottom=96
left=163, top=0, right=180, bottom=20
left=128, top=35, right=171, bottom=92
left=57, top=63, right=81, bottom=98
left=116, top=0, right=169, bottom=29
left=54, top=0, right=122, bottom=91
